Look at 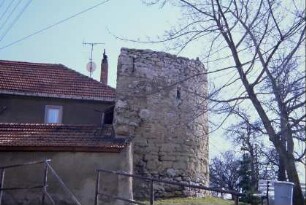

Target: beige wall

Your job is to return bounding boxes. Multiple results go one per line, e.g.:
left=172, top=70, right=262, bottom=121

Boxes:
left=0, top=147, right=132, bottom=205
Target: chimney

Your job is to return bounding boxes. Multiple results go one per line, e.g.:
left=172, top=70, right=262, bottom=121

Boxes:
left=100, top=49, right=108, bottom=85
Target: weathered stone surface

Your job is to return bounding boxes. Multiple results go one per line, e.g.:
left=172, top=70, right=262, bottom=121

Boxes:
left=166, top=168, right=178, bottom=177
left=114, top=48, right=209, bottom=199
left=139, top=109, right=150, bottom=119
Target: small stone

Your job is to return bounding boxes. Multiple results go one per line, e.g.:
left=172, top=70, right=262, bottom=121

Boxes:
left=139, top=109, right=150, bottom=119
left=116, top=100, right=128, bottom=109
left=166, top=168, right=177, bottom=177
left=115, top=125, right=130, bottom=136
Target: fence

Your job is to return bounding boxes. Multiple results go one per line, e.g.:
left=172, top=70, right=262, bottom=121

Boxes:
left=0, top=159, right=81, bottom=205
left=94, top=169, right=244, bottom=205
left=256, top=180, right=306, bottom=205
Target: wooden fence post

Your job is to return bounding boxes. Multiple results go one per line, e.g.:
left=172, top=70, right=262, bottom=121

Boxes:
left=94, top=171, right=100, bottom=205
left=0, top=169, right=5, bottom=205
left=41, top=161, right=49, bottom=205
left=234, top=194, right=239, bottom=205
left=149, top=179, right=154, bottom=205
left=266, top=181, right=270, bottom=205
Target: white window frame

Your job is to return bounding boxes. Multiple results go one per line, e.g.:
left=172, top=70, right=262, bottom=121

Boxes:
left=44, top=105, right=63, bottom=124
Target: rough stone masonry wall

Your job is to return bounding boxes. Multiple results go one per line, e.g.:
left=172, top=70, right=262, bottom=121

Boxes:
left=114, top=48, right=209, bottom=199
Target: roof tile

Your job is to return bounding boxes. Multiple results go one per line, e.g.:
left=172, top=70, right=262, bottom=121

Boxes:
left=0, top=123, right=128, bottom=153
left=0, top=60, right=115, bottom=101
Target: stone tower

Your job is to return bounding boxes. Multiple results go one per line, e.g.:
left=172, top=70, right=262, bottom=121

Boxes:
left=114, top=48, right=209, bottom=198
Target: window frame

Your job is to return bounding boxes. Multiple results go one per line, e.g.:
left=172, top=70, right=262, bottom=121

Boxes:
left=44, top=105, right=63, bottom=124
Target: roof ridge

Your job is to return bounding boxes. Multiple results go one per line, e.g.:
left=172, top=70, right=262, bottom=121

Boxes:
left=0, top=123, right=101, bottom=127
left=0, top=59, right=62, bottom=67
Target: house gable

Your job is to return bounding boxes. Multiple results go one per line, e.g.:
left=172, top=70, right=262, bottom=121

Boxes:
left=0, top=60, right=124, bottom=152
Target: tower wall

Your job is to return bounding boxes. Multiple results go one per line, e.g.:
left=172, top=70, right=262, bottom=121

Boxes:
left=114, top=48, right=209, bottom=198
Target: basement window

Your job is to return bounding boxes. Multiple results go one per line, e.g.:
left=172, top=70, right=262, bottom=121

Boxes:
left=45, top=105, right=63, bottom=124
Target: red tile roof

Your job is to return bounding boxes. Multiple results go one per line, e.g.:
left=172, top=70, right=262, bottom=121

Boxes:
left=0, top=123, right=128, bottom=153
left=0, top=60, right=115, bottom=102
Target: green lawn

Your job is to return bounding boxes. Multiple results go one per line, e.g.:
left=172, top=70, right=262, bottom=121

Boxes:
left=142, top=197, right=248, bottom=205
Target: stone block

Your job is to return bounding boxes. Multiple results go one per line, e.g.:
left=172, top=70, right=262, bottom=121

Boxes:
left=166, top=168, right=178, bottom=177
left=173, top=161, right=187, bottom=170
left=115, top=125, right=131, bottom=136
left=160, top=155, right=176, bottom=161
left=144, top=154, right=158, bottom=161
left=146, top=160, right=159, bottom=170
left=116, top=99, right=128, bottom=109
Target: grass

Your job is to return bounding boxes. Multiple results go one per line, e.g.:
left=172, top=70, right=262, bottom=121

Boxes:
left=141, top=197, right=249, bottom=205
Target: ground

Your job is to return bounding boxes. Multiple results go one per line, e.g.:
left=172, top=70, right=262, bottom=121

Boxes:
left=142, top=197, right=249, bottom=205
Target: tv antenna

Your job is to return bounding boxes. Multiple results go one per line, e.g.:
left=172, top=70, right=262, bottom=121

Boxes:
left=83, top=42, right=104, bottom=77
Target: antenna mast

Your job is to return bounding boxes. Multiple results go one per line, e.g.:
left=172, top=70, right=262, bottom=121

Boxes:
left=83, top=42, right=104, bottom=77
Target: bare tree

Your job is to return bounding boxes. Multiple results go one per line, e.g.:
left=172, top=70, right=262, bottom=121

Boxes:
left=141, top=0, right=305, bottom=203
left=226, top=120, right=261, bottom=195
left=226, top=117, right=280, bottom=192
left=209, top=151, right=240, bottom=199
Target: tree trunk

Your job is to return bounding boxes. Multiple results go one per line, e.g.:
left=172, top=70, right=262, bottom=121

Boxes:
left=276, top=143, right=304, bottom=205
left=277, top=157, right=286, bottom=181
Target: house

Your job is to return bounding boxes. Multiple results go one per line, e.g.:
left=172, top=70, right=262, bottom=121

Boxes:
left=0, top=56, right=132, bottom=205
left=0, top=48, right=210, bottom=204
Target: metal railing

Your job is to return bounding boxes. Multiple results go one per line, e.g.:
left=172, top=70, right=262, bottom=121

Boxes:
left=0, top=159, right=81, bottom=205
left=94, top=169, right=244, bottom=205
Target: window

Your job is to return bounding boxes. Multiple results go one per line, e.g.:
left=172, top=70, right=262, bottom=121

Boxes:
left=45, top=105, right=63, bottom=124
left=101, top=107, right=114, bottom=125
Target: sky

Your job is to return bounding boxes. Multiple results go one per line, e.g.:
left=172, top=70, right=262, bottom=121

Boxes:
left=0, top=0, right=184, bottom=87
left=0, top=0, right=304, bottom=180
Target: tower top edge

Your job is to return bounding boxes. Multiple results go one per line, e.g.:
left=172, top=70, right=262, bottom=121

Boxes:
left=120, top=47, right=205, bottom=68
